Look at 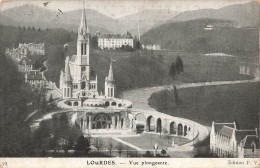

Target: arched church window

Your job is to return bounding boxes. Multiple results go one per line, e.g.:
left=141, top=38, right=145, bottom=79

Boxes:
left=111, top=88, right=113, bottom=97
left=105, top=101, right=109, bottom=107
left=81, top=81, right=86, bottom=89
left=84, top=42, right=87, bottom=55
left=111, top=102, right=117, bottom=106
left=81, top=43, right=83, bottom=55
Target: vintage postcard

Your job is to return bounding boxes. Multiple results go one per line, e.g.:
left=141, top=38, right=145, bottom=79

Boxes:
left=0, top=0, right=259, bottom=167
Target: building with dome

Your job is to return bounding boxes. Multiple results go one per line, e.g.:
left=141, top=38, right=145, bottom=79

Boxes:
left=59, top=7, right=133, bottom=132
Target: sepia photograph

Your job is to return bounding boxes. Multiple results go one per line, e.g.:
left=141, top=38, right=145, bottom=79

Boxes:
left=0, top=0, right=259, bottom=167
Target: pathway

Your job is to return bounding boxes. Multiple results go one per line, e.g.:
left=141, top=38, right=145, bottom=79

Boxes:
left=121, top=78, right=259, bottom=110
left=112, top=137, right=143, bottom=151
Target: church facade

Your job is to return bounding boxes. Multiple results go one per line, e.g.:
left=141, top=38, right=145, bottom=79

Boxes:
left=58, top=7, right=133, bottom=132
left=59, top=7, right=115, bottom=101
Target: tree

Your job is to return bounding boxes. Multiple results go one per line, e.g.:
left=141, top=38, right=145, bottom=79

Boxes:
left=108, top=138, right=114, bottom=157
left=91, top=36, right=98, bottom=49
left=145, top=151, right=152, bottom=157
left=32, top=120, right=52, bottom=156
left=158, top=54, right=164, bottom=63
left=49, top=94, right=54, bottom=103
left=173, top=86, right=180, bottom=106
left=116, top=143, right=124, bottom=157
left=90, top=68, right=95, bottom=78
left=125, top=146, right=130, bottom=157
left=74, top=135, right=91, bottom=156
left=0, top=55, right=34, bottom=156
left=169, top=62, right=176, bottom=79
left=161, top=149, right=166, bottom=157
left=134, top=39, right=141, bottom=50
left=94, top=138, right=103, bottom=156
left=175, top=56, right=184, bottom=74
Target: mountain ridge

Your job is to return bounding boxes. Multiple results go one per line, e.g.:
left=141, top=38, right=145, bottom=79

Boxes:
left=170, top=1, right=259, bottom=27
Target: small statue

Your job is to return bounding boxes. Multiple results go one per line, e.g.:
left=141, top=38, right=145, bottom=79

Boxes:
left=154, top=143, right=158, bottom=157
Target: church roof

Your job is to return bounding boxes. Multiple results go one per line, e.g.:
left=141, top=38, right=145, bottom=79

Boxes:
left=235, top=130, right=257, bottom=143
left=19, top=56, right=32, bottom=65
left=218, top=125, right=234, bottom=138
left=107, top=61, right=114, bottom=81
left=78, top=6, right=89, bottom=40
left=64, top=57, right=72, bottom=82
left=240, top=135, right=259, bottom=149
left=98, top=33, right=133, bottom=39
left=213, top=122, right=236, bottom=138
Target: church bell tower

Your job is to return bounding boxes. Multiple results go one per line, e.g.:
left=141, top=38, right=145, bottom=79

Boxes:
left=77, top=5, right=90, bottom=80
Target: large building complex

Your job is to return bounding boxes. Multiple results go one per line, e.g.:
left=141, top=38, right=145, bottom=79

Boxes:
left=210, top=121, right=259, bottom=158
left=5, top=43, right=46, bottom=89
left=97, top=32, right=134, bottom=50
left=5, top=43, right=45, bottom=61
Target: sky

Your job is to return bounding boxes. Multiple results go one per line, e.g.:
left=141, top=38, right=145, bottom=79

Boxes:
left=0, top=0, right=251, bottom=18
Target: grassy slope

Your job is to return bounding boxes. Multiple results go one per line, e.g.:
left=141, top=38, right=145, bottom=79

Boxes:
left=149, top=82, right=259, bottom=129
left=141, top=19, right=258, bottom=55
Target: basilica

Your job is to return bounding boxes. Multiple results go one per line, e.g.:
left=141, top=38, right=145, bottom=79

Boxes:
left=59, top=7, right=115, bottom=102
left=58, top=7, right=133, bottom=132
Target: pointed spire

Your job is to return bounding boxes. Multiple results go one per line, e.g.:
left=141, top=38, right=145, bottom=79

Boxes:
left=64, top=56, right=72, bottom=82
left=78, top=2, right=89, bottom=39
left=107, top=60, right=114, bottom=82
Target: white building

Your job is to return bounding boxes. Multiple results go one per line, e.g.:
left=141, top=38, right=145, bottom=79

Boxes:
left=142, top=44, right=161, bottom=50
left=60, top=7, right=115, bottom=100
left=18, top=43, right=45, bottom=55
left=25, top=70, right=45, bottom=89
left=97, top=32, right=133, bottom=50
left=5, top=43, right=45, bottom=62
left=18, top=57, right=33, bottom=72
left=210, top=121, right=259, bottom=158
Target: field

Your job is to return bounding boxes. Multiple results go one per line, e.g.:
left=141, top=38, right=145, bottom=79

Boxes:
left=152, top=50, right=254, bottom=82
left=149, top=82, right=259, bottom=129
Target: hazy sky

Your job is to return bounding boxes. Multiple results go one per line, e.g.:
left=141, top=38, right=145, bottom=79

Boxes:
left=0, top=0, right=251, bottom=18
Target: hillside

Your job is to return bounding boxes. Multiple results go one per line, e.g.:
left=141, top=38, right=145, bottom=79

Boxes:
left=0, top=4, right=114, bottom=33
left=141, top=18, right=258, bottom=55
left=117, top=9, right=179, bottom=35
left=170, top=1, right=259, bottom=28
left=149, top=82, right=260, bottom=129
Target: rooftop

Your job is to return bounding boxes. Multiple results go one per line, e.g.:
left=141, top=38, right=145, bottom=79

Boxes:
left=98, top=33, right=133, bottom=39
left=19, top=57, right=32, bottom=65
left=235, top=130, right=257, bottom=143
left=26, top=70, right=43, bottom=80
left=240, top=135, right=259, bottom=149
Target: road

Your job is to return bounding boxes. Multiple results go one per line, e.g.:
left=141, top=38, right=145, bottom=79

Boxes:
left=121, top=78, right=259, bottom=110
